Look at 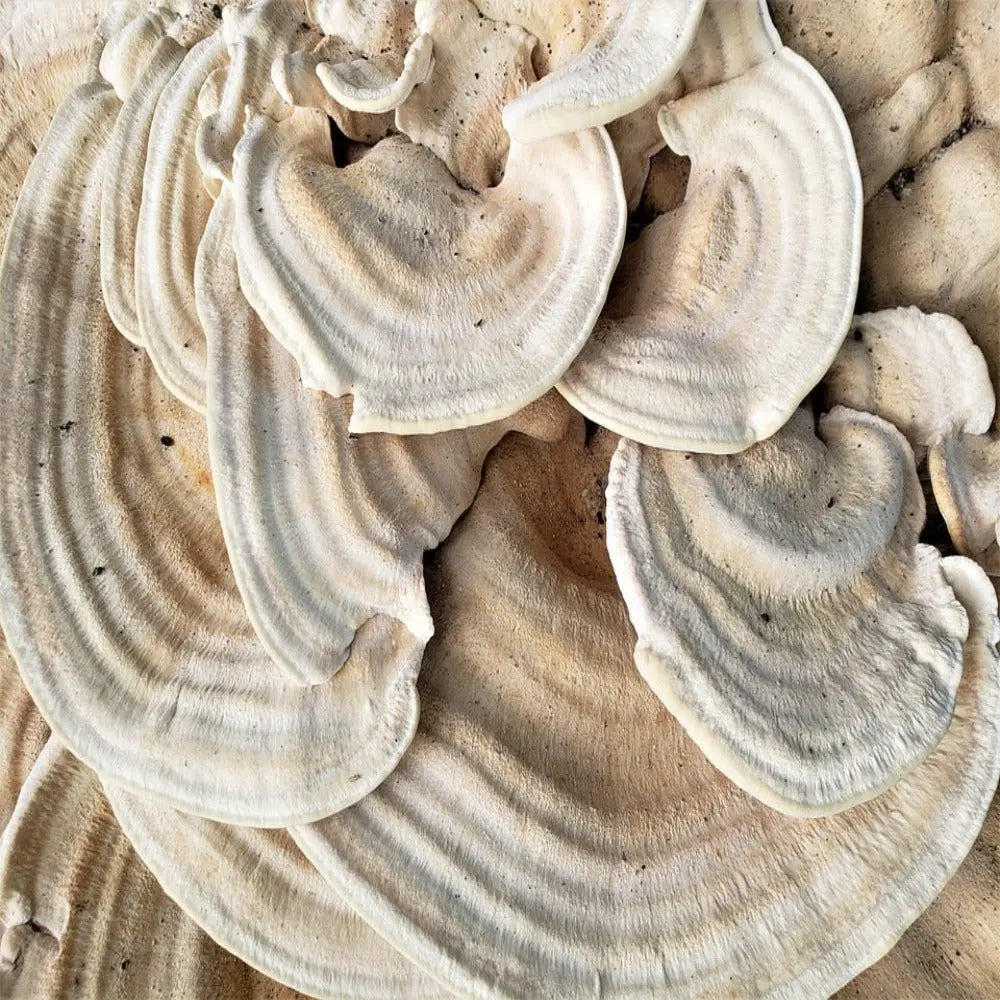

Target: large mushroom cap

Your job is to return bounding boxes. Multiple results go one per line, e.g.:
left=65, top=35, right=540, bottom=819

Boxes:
left=606, top=406, right=968, bottom=815
left=294, top=431, right=1000, bottom=998
left=231, top=106, right=626, bottom=434
left=500, top=0, right=706, bottom=142
left=0, top=80, right=424, bottom=826
left=559, top=44, right=862, bottom=453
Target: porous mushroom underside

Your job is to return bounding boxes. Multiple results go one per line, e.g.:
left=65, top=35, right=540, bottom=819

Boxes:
left=0, top=1, right=998, bottom=999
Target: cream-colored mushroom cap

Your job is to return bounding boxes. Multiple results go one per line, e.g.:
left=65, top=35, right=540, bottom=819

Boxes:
left=0, top=81, right=425, bottom=826
left=930, top=431, right=1000, bottom=576
left=824, top=307, right=995, bottom=450
left=295, top=431, right=1000, bottom=998
left=501, top=0, right=706, bottom=142
left=560, top=46, right=863, bottom=453
left=231, top=106, right=626, bottom=434
left=105, top=783, right=445, bottom=998
left=606, top=406, right=969, bottom=816
left=0, top=739, right=307, bottom=999
left=197, top=188, right=571, bottom=684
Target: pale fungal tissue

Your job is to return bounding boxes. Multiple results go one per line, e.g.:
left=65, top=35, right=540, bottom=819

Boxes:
left=0, top=1, right=998, bottom=998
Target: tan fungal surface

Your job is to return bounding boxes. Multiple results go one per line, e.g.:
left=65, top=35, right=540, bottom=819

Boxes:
left=296, top=432, right=1000, bottom=999
left=231, top=107, right=625, bottom=434
left=930, top=432, right=1000, bottom=577
left=606, top=407, right=968, bottom=816
left=395, top=0, right=534, bottom=192
left=106, top=783, right=444, bottom=998
left=0, top=639, right=47, bottom=832
left=824, top=308, right=995, bottom=451
left=134, top=30, right=227, bottom=411
left=0, top=81, right=428, bottom=826
left=0, top=739, right=307, bottom=1000
left=500, top=0, right=705, bottom=142
left=197, top=189, right=570, bottom=684
left=196, top=0, right=316, bottom=187
left=560, top=46, right=862, bottom=453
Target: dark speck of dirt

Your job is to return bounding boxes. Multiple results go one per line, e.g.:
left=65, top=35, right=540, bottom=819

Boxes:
left=92, top=566, right=105, bottom=577
left=160, top=435, right=174, bottom=447
left=888, top=165, right=916, bottom=201
left=212, top=4, right=222, bottom=18
left=58, top=420, right=75, bottom=436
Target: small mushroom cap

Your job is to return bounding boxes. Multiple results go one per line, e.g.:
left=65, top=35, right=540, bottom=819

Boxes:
left=824, top=307, right=995, bottom=450
left=0, top=81, right=424, bottom=826
left=501, top=0, right=706, bottom=142
left=838, top=556, right=1000, bottom=998
left=134, top=30, right=228, bottom=412
left=559, top=47, right=863, bottom=453
left=930, top=431, right=1000, bottom=576
left=231, top=107, right=626, bottom=434
left=395, top=0, right=535, bottom=192
left=100, top=34, right=187, bottom=345
left=296, top=431, right=1000, bottom=998
left=98, top=8, right=172, bottom=100
left=105, top=782, right=444, bottom=998
left=197, top=188, right=569, bottom=684
left=606, top=406, right=968, bottom=816
left=0, top=739, right=307, bottom=999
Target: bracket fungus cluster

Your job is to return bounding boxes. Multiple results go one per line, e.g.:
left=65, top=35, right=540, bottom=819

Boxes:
left=0, top=1, right=999, bottom=998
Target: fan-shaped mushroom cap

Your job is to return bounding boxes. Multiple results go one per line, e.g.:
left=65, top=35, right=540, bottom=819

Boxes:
left=0, top=739, right=306, bottom=999
left=930, top=431, right=1000, bottom=576
left=196, top=0, right=316, bottom=186
left=850, top=60, right=967, bottom=203
left=98, top=8, right=171, bottom=100
left=295, top=431, right=1000, bottom=998
left=197, top=189, right=571, bottom=684
left=0, top=81, right=427, bottom=826
left=134, top=30, right=227, bottom=411
left=394, top=0, right=533, bottom=191
left=605, top=406, right=968, bottom=815
left=836, top=558, right=1000, bottom=998
left=824, top=308, right=995, bottom=451
left=0, top=636, right=48, bottom=831
left=231, top=106, right=625, bottom=434
left=101, top=34, right=187, bottom=345
left=317, top=30, right=431, bottom=113
left=500, top=0, right=706, bottom=142
left=105, top=783, right=443, bottom=998
left=559, top=47, right=862, bottom=453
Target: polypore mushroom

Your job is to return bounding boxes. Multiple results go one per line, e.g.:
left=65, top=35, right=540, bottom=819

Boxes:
left=100, top=24, right=187, bottom=345
left=0, top=738, right=306, bottom=999
left=231, top=106, right=625, bottom=434
left=196, top=189, right=571, bottom=683
left=295, top=431, right=1000, bottom=998
left=394, top=0, right=534, bottom=192
left=824, top=308, right=995, bottom=452
left=560, top=38, right=862, bottom=453
left=930, top=431, right=1000, bottom=576
left=500, top=0, right=706, bottom=142
left=0, top=81, right=426, bottom=825
left=605, top=406, right=968, bottom=815
left=196, top=0, right=317, bottom=186
left=133, top=29, right=227, bottom=411
left=105, top=782, right=442, bottom=998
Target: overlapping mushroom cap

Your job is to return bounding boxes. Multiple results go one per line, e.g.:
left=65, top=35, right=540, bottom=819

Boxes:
left=2, top=0, right=1000, bottom=997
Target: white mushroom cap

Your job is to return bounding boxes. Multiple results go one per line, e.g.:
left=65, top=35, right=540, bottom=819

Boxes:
left=0, top=739, right=310, bottom=999
left=295, top=431, right=1000, bottom=998
left=559, top=46, right=863, bottom=453
left=98, top=8, right=172, bottom=100
left=231, top=106, right=626, bottom=434
left=105, top=782, right=444, bottom=998
left=930, top=431, right=1000, bottom=576
left=197, top=188, right=571, bottom=684
left=501, top=0, right=706, bottom=142
left=134, top=30, right=227, bottom=411
left=101, top=34, right=187, bottom=345
left=824, top=307, right=995, bottom=451
left=395, top=0, right=535, bottom=192
left=606, top=406, right=970, bottom=816
left=0, top=81, right=425, bottom=826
